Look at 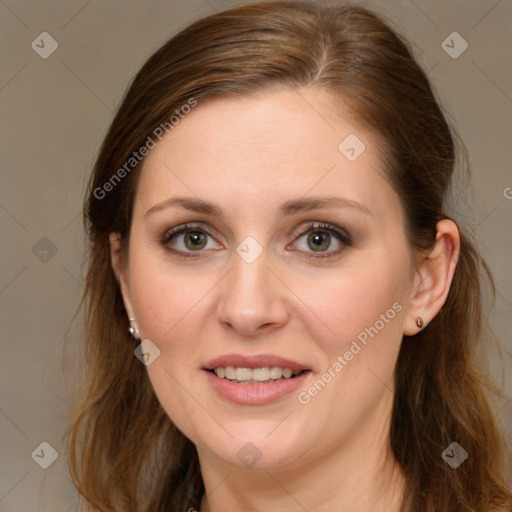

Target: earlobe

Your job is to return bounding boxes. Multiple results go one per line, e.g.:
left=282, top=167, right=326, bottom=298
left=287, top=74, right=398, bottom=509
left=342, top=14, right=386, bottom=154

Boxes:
left=403, top=219, right=460, bottom=336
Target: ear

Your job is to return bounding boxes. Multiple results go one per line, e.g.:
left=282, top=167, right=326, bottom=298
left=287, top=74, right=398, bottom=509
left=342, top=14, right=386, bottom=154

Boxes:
left=109, top=232, right=136, bottom=320
left=403, top=219, right=461, bottom=335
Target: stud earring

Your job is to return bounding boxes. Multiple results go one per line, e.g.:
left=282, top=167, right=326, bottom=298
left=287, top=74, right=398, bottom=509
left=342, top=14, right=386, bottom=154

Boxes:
left=128, top=317, right=140, bottom=339
left=416, top=316, right=424, bottom=328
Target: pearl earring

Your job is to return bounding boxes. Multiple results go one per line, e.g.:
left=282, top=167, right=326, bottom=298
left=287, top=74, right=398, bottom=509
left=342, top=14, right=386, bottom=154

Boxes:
left=128, top=317, right=140, bottom=339
left=416, top=317, right=424, bottom=328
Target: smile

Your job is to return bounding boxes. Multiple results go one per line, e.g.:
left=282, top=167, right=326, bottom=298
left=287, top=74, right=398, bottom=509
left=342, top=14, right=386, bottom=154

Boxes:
left=203, top=355, right=311, bottom=405
left=211, top=366, right=304, bottom=383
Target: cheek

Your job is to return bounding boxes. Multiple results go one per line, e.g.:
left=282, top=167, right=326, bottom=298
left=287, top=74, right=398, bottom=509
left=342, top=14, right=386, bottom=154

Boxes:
left=127, top=253, right=214, bottom=440
left=294, top=254, right=408, bottom=351
left=128, top=247, right=213, bottom=345
left=291, top=259, right=407, bottom=438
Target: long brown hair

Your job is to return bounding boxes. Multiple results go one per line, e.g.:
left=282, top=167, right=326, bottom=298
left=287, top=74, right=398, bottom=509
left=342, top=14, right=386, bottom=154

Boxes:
left=65, top=2, right=512, bottom=510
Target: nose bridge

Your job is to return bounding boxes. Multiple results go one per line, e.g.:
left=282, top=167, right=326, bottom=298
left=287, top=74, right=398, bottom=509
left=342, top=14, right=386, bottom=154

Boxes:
left=216, top=239, right=288, bottom=335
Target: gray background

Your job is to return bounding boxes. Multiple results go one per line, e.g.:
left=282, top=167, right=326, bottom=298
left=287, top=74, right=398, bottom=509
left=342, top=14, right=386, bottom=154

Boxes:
left=1, top=0, right=511, bottom=510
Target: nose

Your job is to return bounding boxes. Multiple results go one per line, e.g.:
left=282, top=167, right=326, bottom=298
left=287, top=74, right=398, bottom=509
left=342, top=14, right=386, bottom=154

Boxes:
left=215, top=250, right=289, bottom=337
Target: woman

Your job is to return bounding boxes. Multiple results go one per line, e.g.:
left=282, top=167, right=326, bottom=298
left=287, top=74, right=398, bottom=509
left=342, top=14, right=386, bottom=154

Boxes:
left=65, top=1, right=512, bottom=511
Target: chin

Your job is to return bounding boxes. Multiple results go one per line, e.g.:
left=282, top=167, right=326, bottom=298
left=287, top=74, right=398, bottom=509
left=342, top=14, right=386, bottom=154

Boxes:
left=196, top=421, right=312, bottom=470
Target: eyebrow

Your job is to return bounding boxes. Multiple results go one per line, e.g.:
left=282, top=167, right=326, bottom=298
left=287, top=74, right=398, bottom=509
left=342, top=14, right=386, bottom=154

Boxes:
left=144, top=196, right=372, bottom=219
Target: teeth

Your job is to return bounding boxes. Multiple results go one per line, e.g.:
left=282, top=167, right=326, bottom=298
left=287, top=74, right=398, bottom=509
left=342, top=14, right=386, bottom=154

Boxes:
left=225, top=366, right=236, bottom=379
left=213, top=366, right=301, bottom=383
left=269, top=366, right=283, bottom=379
left=236, top=367, right=252, bottom=381
left=253, top=367, right=270, bottom=381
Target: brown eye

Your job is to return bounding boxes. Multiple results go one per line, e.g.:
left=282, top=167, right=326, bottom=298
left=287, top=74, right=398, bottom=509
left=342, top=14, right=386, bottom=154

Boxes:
left=183, top=230, right=207, bottom=250
left=307, top=231, right=331, bottom=252
left=291, top=222, right=352, bottom=258
left=161, top=224, right=222, bottom=258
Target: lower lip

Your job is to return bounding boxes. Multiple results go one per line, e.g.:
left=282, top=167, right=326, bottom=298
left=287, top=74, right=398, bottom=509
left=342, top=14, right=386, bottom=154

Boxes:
left=204, top=370, right=310, bottom=405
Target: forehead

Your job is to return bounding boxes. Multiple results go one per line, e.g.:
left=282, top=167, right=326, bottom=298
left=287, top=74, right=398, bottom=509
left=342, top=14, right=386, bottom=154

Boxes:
left=134, top=87, right=398, bottom=220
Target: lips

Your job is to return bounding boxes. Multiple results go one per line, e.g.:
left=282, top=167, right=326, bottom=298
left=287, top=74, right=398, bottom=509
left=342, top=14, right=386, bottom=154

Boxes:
left=203, top=354, right=312, bottom=405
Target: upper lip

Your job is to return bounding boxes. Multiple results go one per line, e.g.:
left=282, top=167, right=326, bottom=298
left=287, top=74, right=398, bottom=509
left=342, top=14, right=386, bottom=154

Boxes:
left=203, top=354, right=310, bottom=372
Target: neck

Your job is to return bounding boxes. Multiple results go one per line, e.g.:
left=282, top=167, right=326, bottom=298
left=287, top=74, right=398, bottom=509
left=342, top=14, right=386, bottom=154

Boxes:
left=198, top=406, right=406, bottom=512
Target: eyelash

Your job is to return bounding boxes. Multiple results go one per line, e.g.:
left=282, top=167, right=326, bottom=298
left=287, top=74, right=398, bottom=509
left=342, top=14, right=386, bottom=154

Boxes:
left=160, top=222, right=352, bottom=260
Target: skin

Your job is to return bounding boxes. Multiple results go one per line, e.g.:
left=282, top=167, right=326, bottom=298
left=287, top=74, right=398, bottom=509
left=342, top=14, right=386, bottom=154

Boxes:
left=110, top=87, right=460, bottom=511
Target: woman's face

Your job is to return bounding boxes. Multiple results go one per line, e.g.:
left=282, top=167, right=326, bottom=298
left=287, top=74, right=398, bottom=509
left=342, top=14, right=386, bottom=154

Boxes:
left=115, top=87, right=418, bottom=470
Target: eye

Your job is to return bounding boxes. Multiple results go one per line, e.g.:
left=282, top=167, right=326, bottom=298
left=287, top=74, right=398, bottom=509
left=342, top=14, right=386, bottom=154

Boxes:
left=290, top=222, right=352, bottom=258
left=160, top=221, right=352, bottom=260
left=161, top=224, right=222, bottom=258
